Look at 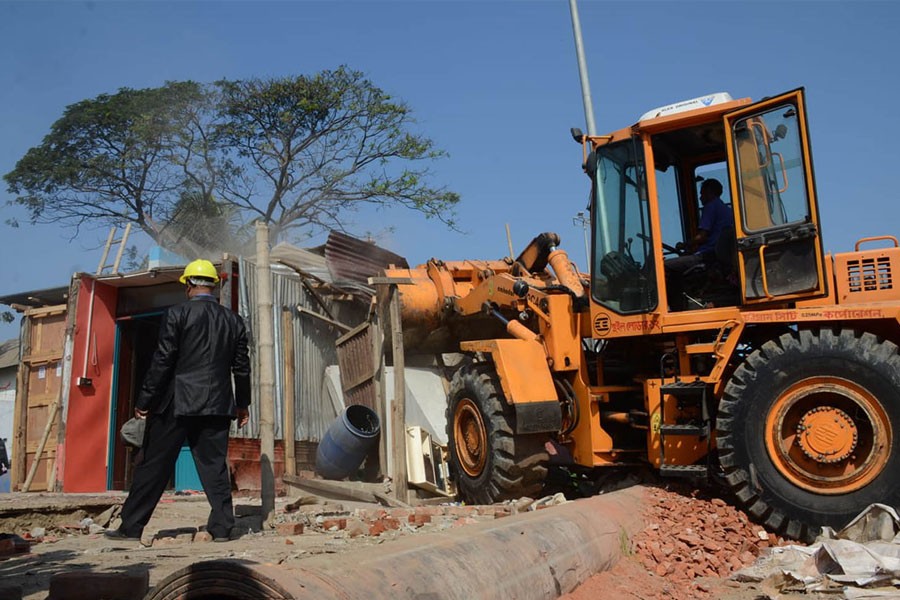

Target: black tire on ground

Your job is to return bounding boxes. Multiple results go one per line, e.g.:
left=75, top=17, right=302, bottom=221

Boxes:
left=717, top=328, right=900, bottom=542
left=446, top=361, right=549, bottom=504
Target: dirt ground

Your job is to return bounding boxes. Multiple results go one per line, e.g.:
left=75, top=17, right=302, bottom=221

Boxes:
left=0, top=477, right=839, bottom=600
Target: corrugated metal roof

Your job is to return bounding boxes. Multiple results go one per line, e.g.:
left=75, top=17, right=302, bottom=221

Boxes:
left=0, top=338, right=18, bottom=370
left=270, top=243, right=332, bottom=283
left=0, top=286, right=69, bottom=309
left=324, top=231, right=408, bottom=287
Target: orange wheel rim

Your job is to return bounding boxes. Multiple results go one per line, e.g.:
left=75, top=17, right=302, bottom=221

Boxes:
left=454, top=398, right=487, bottom=477
left=765, top=377, right=892, bottom=495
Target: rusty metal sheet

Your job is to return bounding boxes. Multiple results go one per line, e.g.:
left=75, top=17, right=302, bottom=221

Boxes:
left=324, top=231, right=408, bottom=288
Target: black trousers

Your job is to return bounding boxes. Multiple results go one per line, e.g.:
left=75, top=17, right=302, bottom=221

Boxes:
left=119, top=405, right=234, bottom=538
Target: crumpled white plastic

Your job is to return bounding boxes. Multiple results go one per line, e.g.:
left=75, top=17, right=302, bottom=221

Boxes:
left=734, top=504, right=900, bottom=599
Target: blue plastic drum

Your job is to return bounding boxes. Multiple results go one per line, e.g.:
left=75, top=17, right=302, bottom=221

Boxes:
left=315, top=405, right=381, bottom=480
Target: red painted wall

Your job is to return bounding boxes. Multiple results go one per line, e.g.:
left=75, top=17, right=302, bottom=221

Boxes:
left=63, top=277, right=119, bottom=492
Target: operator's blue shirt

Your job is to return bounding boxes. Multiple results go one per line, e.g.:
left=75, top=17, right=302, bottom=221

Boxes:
left=696, top=197, right=733, bottom=255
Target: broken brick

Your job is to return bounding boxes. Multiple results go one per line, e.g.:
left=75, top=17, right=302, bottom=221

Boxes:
left=321, top=518, right=347, bottom=531
left=408, top=513, right=432, bottom=527
left=276, top=522, right=305, bottom=536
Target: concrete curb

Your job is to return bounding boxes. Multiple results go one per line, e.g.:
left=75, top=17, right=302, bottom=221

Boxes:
left=145, top=485, right=646, bottom=600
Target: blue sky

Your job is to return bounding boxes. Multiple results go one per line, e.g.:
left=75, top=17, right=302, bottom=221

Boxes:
left=1, top=1, right=899, bottom=340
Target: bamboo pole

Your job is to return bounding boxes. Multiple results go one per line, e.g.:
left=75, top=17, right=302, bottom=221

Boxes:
left=255, top=222, right=276, bottom=526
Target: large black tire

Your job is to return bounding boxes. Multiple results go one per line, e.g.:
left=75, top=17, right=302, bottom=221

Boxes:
left=446, top=361, right=549, bottom=504
left=717, top=328, right=900, bottom=541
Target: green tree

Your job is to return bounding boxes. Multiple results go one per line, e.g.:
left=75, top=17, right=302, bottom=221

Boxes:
left=214, top=66, right=459, bottom=240
left=4, top=82, right=205, bottom=242
left=5, top=68, right=459, bottom=250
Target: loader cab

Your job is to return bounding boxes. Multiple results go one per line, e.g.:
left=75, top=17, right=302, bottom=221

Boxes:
left=586, top=88, right=826, bottom=317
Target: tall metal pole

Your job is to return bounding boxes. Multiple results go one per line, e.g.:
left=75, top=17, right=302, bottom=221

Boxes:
left=568, top=0, right=611, bottom=254
left=569, top=0, right=596, bottom=136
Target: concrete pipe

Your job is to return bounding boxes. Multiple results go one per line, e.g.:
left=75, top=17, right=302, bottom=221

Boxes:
left=144, top=486, right=645, bottom=600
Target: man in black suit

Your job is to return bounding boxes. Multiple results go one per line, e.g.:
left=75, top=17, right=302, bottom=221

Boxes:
left=106, top=259, right=251, bottom=542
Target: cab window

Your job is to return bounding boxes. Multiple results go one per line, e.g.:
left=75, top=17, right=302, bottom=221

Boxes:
left=732, top=104, right=810, bottom=232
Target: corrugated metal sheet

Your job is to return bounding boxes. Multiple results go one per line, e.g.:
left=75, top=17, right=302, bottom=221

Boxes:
left=270, top=243, right=332, bottom=283
left=0, top=286, right=69, bottom=309
left=236, top=257, right=367, bottom=443
left=324, top=231, right=408, bottom=289
left=0, top=338, right=18, bottom=370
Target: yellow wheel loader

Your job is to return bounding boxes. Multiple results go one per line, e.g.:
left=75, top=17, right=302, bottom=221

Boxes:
left=380, top=89, right=900, bottom=541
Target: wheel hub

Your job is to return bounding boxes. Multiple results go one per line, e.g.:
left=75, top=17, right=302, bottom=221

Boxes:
left=765, top=376, right=891, bottom=494
left=454, top=398, right=487, bottom=477
left=795, top=406, right=858, bottom=463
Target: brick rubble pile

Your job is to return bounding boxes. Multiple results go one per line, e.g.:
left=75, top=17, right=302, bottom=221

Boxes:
left=631, top=484, right=791, bottom=598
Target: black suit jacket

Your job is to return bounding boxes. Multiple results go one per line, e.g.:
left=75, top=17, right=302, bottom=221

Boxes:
left=136, top=295, right=251, bottom=417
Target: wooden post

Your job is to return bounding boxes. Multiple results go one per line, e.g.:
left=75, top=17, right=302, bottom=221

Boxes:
left=255, top=222, right=276, bottom=526
left=12, top=362, right=27, bottom=490
left=388, top=285, right=408, bottom=501
left=12, top=321, right=31, bottom=490
left=372, top=303, right=387, bottom=479
left=281, top=308, right=296, bottom=477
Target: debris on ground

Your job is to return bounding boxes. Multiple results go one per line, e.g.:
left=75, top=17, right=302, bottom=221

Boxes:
left=560, top=481, right=795, bottom=600
left=632, top=484, right=791, bottom=598
left=736, top=503, right=900, bottom=598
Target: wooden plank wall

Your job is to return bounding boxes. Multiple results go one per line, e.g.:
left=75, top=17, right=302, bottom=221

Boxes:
left=12, top=305, right=66, bottom=491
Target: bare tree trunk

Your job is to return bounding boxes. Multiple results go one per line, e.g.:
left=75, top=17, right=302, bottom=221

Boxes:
left=255, top=221, right=276, bottom=527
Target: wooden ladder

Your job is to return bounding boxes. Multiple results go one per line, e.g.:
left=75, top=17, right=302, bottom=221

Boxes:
left=96, top=223, right=132, bottom=275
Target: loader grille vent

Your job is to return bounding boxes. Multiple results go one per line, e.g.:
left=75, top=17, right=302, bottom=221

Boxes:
left=847, top=256, right=893, bottom=293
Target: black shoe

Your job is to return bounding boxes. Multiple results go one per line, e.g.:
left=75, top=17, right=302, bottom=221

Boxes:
left=213, top=536, right=230, bottom=543
left=103, top=528, right=142, bottom=541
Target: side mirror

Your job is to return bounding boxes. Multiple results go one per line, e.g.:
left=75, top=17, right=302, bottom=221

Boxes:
left=570, top=127, right=585, bottom=143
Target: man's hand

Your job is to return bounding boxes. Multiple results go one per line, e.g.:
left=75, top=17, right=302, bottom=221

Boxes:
left=134, top=408, right=149, bottom=419
left=236, top=408, right=250, bottom=428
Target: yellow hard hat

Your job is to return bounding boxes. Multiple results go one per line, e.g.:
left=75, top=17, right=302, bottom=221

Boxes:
left=179, top=259, right=220, bottom=284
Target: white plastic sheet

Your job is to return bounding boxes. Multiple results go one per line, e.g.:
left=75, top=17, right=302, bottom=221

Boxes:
left=736, top=504, right=900, bottom=598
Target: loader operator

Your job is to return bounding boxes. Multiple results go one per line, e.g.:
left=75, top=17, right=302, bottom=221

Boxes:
left=664, top=178, right=734, bottom=310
